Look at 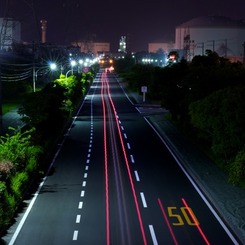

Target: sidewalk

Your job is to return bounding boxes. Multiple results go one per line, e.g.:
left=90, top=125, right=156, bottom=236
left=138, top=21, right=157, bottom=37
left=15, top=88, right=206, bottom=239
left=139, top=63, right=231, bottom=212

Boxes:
left=131, top=92, right=245, bottom=244
left=0, top=109, right=24, bottom=135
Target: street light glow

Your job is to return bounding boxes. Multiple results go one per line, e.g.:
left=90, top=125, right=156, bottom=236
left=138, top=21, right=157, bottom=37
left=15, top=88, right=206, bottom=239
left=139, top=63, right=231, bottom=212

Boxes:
left=50, top=63, right=57, bottom=70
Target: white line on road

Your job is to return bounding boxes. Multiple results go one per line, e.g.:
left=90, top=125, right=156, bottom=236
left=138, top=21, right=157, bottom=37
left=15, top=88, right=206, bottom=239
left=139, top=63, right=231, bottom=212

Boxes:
left=127, top=142, right=131, bottom=149
left=82, top=181, right=86, bottom=187
left=134, top=170, right=140, bottom=181
left=130, top=155, right=135, bottom=163
left=84, top=173, right=88, bottom=178
left=81, top=191, right=85, bottom=197
left=76, top=215, right=81, bottom=223
left=149, top=225, right=158, bottom=245
left=86, top=159, right=90, bottom=164
left=121, top=126, right=124, bottom=130
left=140, top=192, right=147, bottom=208
left=78, top=202, right=83, bottom=209
left=85, top=165, right=89, bottom=170
left=73, top=230, right=78, bottom=240
left=124, top=133, right=127, bottom=139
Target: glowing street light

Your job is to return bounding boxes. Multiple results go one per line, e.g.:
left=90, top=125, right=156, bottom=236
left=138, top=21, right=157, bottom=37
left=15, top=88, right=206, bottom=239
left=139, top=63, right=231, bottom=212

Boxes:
left=33, top=62, right=57, bottom=92
left=70, top=60, right=76, bottom=75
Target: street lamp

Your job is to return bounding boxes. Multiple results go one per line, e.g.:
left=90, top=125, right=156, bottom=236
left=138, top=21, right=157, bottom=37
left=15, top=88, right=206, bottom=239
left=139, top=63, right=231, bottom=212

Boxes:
left=65, top=60, right=77, bottom=81
left=33, top=62, right=57, bottom=92
left=70, top=60, right=76, bottom=75
left=65, top=70, right=72, bottom=80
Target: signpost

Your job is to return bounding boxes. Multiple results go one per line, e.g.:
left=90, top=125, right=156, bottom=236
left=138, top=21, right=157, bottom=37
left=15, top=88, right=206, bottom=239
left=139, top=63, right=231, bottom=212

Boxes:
left=141, top=86, right=147, bottom=102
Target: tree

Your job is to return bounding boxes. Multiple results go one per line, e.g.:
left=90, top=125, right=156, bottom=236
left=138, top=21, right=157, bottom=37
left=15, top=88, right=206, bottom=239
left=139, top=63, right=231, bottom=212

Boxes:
left=189, top=85, right=245, bottom=159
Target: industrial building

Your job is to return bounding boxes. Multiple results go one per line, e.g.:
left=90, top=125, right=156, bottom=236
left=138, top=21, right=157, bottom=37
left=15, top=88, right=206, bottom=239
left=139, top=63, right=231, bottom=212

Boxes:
left=0, top=17, right=21, bottom=51
left=175, top=16, right=245, bottom=62
left=71, top=41, right=110, bottom=55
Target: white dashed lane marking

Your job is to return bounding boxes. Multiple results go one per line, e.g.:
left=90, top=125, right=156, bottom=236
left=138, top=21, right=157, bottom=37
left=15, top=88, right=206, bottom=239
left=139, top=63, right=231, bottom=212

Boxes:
left=140, top=192, right=147, bottom=208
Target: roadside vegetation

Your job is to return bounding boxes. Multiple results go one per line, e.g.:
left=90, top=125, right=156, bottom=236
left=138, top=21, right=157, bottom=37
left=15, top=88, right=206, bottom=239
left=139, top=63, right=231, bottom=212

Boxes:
left=0, top=64, right=99, bottom=236
left=114, top=50, right=245, bottom=188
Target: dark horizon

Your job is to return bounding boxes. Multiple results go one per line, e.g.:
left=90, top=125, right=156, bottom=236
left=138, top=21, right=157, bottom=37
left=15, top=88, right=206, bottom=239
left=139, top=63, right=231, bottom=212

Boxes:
left=1, top=0, right=245, bottom=52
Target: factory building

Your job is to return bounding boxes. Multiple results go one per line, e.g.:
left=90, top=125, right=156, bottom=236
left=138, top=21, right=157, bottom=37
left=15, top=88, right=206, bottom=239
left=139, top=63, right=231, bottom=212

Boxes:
left=175, top=16, right=245, bottom=62
left=0, top=17, right=21, bottom=51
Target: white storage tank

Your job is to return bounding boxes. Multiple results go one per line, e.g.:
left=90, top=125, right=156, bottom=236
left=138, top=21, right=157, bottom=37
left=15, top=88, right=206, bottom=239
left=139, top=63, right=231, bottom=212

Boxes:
left=175, top=16, right=245, bottom=62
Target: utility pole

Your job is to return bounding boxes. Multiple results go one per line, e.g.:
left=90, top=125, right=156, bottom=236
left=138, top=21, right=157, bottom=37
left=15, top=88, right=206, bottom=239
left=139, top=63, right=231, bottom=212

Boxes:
left=0, top=64, right=2, bottom=134
left=243, top=42, right=245, bottom=65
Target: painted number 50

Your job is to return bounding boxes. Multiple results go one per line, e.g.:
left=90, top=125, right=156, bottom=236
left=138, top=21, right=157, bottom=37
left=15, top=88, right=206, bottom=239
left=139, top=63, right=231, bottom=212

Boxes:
left=168, top=207, right=199, bottom=226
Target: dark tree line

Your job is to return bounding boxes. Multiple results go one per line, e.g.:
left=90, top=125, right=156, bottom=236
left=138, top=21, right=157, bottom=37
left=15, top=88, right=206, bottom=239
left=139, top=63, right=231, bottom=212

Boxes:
left=114, top=51, right=245, bottom=186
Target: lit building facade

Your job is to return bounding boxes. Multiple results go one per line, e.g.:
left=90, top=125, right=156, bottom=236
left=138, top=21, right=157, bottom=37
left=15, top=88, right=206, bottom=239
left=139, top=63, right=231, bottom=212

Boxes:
left=72, top=41, right=110, bottom=55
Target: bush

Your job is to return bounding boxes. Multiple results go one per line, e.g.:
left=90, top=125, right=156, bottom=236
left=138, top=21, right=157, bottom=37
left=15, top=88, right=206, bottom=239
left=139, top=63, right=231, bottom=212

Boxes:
left=10, top=172, right=29, bottom=199
left=228, top=150, right=245, bottom=186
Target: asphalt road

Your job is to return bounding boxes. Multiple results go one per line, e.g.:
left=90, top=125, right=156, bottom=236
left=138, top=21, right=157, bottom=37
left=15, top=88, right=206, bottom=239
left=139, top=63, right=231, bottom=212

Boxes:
left=5, top=69, right=239, bottom=245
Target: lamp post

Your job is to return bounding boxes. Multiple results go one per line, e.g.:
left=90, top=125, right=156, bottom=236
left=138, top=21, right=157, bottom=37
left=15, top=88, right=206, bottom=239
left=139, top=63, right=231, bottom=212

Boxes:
left=65, top=70, right=72, bottom=80
left=33, top=62, right=57, bottom=92
left=70, top=60, right=76, bottom=75
left=65, top=60, right=77, bottom=81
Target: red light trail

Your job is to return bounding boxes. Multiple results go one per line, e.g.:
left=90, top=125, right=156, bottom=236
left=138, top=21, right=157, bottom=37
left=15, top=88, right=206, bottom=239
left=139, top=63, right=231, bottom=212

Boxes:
left=100, top=71, right=147, bottom=245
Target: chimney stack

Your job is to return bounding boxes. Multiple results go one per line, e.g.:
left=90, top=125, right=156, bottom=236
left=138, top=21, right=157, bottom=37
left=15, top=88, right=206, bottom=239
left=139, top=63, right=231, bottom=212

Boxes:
left=40, top=19, right=47, bottom=43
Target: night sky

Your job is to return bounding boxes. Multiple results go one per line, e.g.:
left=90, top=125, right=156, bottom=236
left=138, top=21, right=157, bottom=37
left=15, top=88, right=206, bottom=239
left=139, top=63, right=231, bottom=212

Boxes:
left=1, top=0, right=245, bottom=52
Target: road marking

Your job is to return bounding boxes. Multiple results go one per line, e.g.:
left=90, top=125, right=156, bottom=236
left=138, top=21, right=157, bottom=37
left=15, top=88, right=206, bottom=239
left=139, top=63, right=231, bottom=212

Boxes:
left=124, top=133, right=127, bottom=139
left=78, top=202, right=83, bottom=209
left=149, top=225, right=158, bottom=245
left=76, top=215, right=81, bottom=223
left=84, top=173, right=88, bottom=178
left=130, top=155, right=135, bottom=163
left=81, top=190, right=85, bottom=197
left=86, top=159, right=90, bottom=164
left=88, top=148, right=91, bottom=152
left=127, top=142, right=131, bottom=149
left=82, top=181, right=86, bottom=187
left=140, top=192, right=147, bottom=208
left=121, top=126, right=124, bottom=130
left=87, top=153, right=91, bottom=158
left=73, top=230, right=78, bottom=240
left=85, top=165, right=89, bottom=170
left=134, top=170, right=140, bottom=181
